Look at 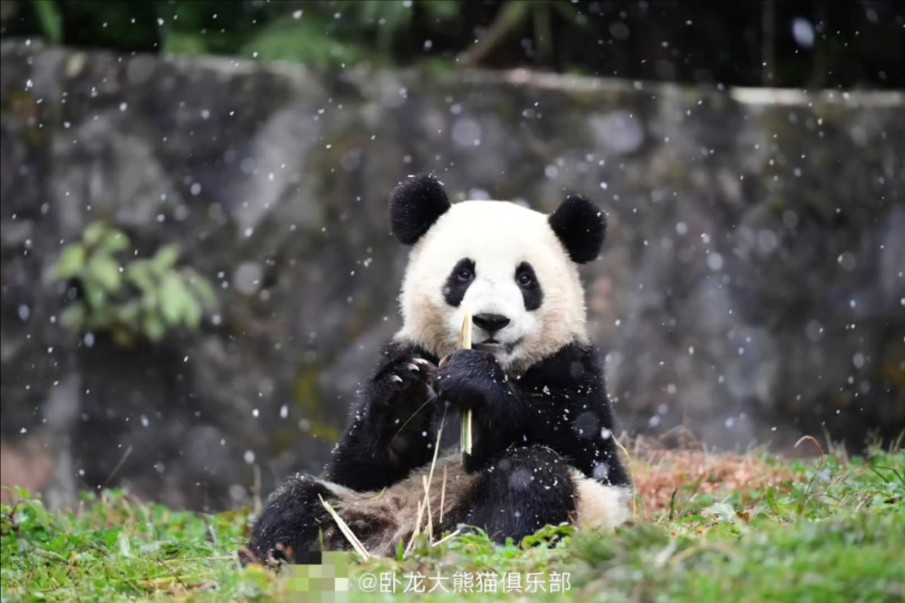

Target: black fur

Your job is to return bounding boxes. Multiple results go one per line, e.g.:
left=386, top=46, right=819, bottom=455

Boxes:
left=442, top=258, right=475, bottom=307
left=242, top=475, right=334, bottom=565
left=444, top=445, right=576, bottom=542
left=548, top=195, right=606, bottom=264
left=334, top=341, right=629, bottom=485
left=433, top=344, right=630, bottom=485
left=326, top=341, right=440, bottom=491
left=390, top=175, right=451, bottom=245
left=515, top=261, right=543, bottom=311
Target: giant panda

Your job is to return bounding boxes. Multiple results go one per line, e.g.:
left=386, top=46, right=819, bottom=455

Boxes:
left=244, top=175, right=632, bottom=563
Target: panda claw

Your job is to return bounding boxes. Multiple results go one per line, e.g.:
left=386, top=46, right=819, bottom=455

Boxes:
left=405, top=363, right=420, bottom=372
left=390, top=374, right=404, bottom=384
left=412, top=358, right=431, bottom=366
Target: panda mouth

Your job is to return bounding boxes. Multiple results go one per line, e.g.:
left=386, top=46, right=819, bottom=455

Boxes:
left=474, top=338, right=520, bottom=353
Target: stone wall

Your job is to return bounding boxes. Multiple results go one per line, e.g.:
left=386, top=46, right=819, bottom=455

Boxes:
left=2, top=41, right=903, bottom=510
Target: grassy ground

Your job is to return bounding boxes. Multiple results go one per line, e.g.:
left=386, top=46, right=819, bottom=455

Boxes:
left=2, top=441, right=903, bottom=602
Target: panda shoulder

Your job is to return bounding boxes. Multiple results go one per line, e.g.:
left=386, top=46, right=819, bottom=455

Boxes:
left=521, top=342, right=605, bottom=386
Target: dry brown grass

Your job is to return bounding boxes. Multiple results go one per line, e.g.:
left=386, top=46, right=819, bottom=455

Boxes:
left=626, top=434, right=806, bottom=519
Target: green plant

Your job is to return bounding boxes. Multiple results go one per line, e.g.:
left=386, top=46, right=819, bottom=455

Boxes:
left=237, top=13, right=367, bottom=68
left=32, top=0, right=62, bottom=44
left=3, top=448, right=902, bottom=602
left=49, top=222, right=218, bottom=346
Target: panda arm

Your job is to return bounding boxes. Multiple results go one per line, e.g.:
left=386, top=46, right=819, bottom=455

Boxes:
left=326, top=341, right=441, bottom=491
left=437, top=344, right=630, bottom=485
left=432, top=349, right=522, bottom=471
left=514, top=343, right=631, bottom=487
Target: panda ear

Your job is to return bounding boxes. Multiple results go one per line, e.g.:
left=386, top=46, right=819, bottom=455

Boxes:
left=548, top=195, right=606, bottom=264
left=389, top=175, right=451, bottom=245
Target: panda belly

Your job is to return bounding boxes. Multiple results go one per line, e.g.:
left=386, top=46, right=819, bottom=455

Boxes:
left=318, top=453, right=631, bottom=556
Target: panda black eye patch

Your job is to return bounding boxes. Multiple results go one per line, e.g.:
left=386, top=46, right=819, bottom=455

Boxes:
left=516, top=262, right=543, bottom=311
left=443, top=258, right=475, bottom=307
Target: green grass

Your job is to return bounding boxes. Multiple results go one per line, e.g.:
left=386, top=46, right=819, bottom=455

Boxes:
left=2, top=447, right=903, bottom=602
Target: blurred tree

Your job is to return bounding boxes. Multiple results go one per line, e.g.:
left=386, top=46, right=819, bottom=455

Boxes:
left=0, top=0, right=902, bottom=89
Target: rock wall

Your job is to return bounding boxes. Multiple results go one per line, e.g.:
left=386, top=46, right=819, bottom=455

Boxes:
left=2, top=41, right=903, bottom=510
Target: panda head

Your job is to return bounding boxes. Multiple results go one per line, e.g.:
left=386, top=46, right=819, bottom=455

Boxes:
left=390, top=175, right=605, bottom=372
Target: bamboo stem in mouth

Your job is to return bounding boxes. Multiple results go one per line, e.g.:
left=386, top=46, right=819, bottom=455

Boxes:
left=459, top=309, right=474, bottom=455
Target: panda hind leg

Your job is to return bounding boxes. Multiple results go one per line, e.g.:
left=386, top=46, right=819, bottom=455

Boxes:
left=452, top=445, right=576, bottom=544
left=242, top=474, right=334, bottom=566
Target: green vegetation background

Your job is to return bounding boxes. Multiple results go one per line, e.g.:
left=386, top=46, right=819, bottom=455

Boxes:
left=4, top=0, right=904, bottom=89
left=3, top=447, right=902, bottom=602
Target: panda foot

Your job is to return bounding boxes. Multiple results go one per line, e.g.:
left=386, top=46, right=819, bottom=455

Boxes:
left=243, top=474, right=333, bottom=566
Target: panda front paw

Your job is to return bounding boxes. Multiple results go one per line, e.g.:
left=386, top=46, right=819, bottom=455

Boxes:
left=434, top=350, right=511, bottom=414
left=373, top=354, right=437, bottom=408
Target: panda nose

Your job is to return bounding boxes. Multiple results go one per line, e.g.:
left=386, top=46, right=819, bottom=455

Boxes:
left=472, top=313, right=510, bottom=333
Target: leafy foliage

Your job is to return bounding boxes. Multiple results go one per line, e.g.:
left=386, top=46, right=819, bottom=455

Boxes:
left=2, top=448, right=902, bottom=601
left=5, top=0, right=901, bottom=88
left=31, top=0, right=61, bottom=44
left=49, top=222, right=218, bottom=346
left=237, top=14, right=368, bottom=68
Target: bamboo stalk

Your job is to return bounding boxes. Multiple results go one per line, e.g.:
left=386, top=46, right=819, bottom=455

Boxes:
left=431, top=529, right=462, bottom=548
left=318, top=495, right=371, bottom=561
left=406, top=414, right=446, bottom=555
left=439, top=465, right=448, bottom=525
left=423, top=475, right=433, bottom=541
left=458, top=310, right=474, bottom=455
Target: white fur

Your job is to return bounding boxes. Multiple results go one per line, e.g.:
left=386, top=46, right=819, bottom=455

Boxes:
left=570, top=471, right=633, bottom=530
left=395, top=200, right=588, bottom=373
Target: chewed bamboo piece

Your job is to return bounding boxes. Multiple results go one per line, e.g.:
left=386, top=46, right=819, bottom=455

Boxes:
left=318, top=494, right=370, bottom=561
left=458, top=309, right=474, bottom=455
left=405, top=413, right=446, bottom=555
